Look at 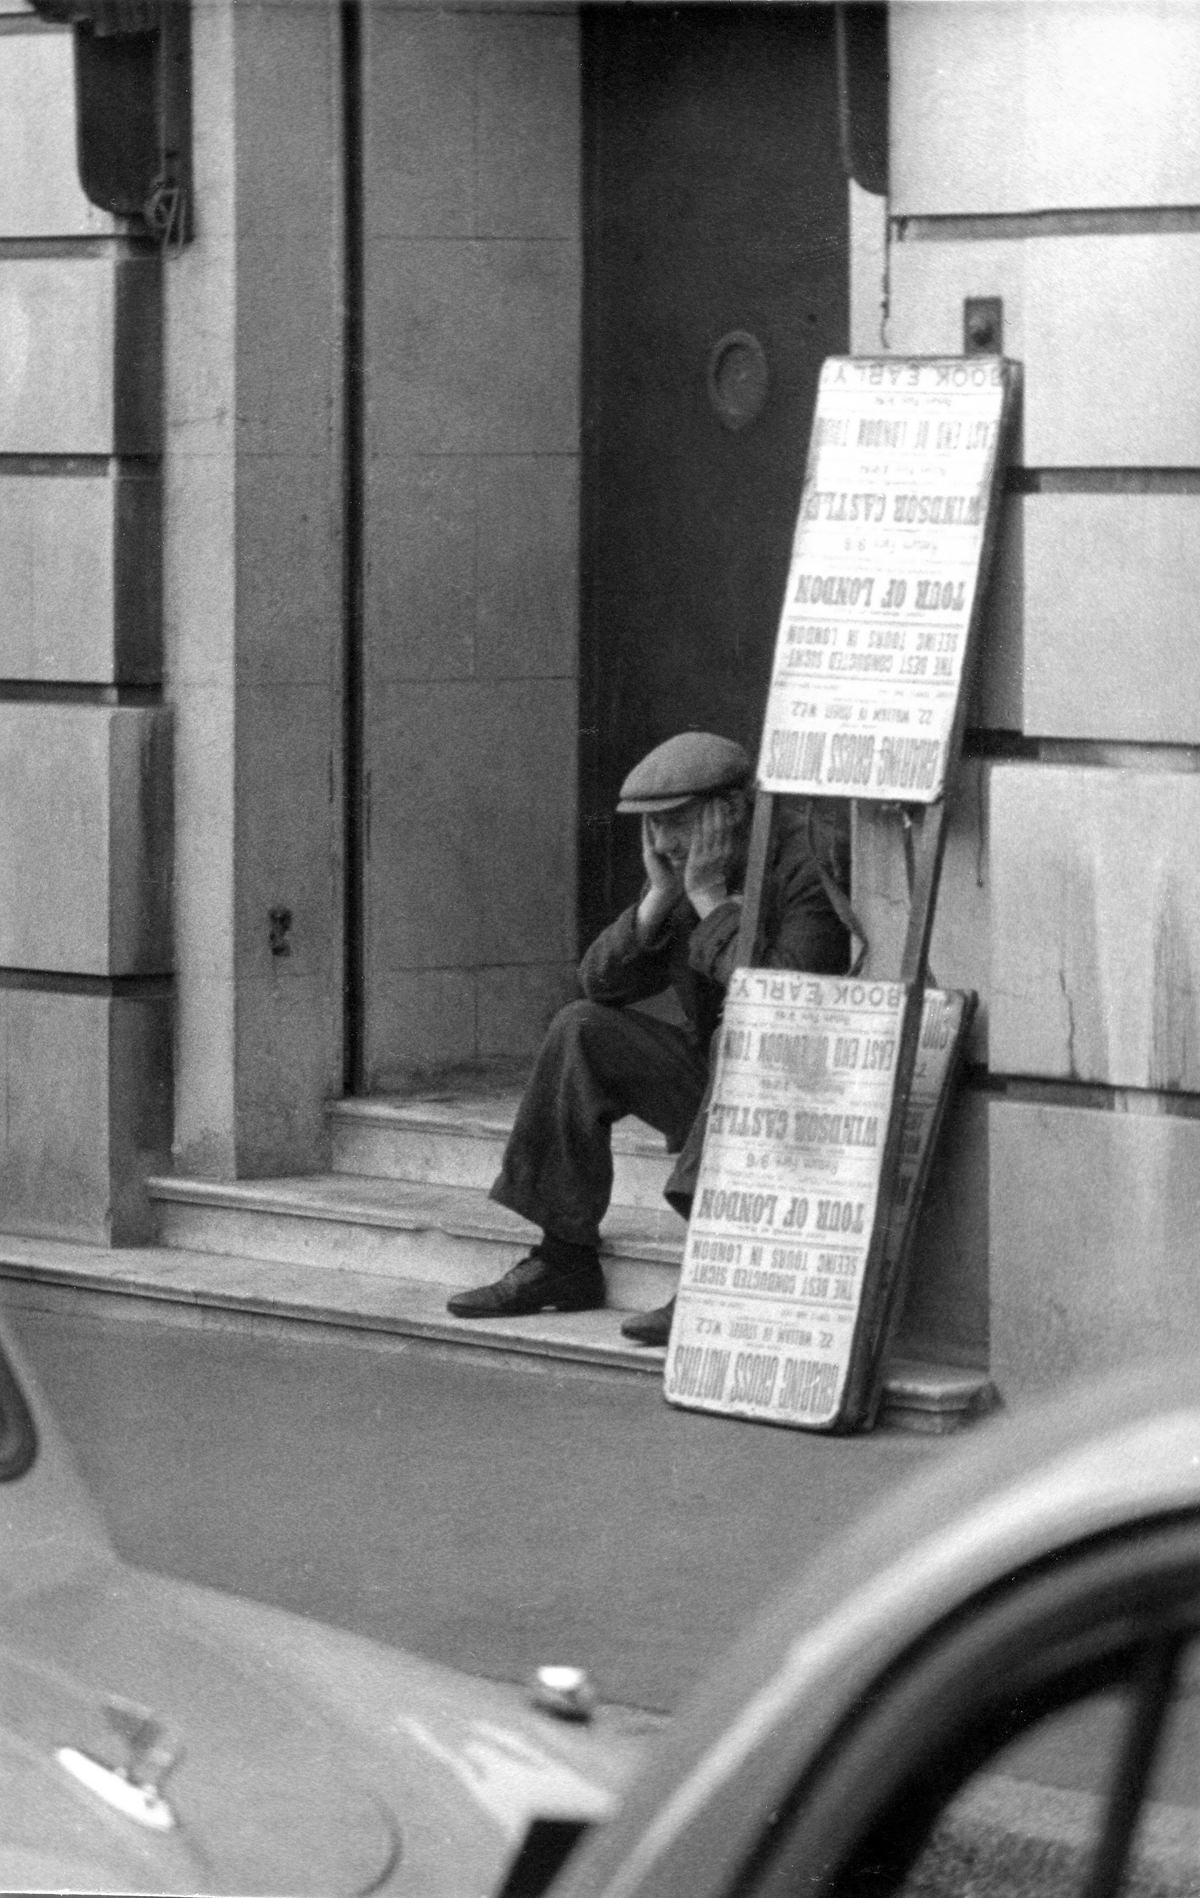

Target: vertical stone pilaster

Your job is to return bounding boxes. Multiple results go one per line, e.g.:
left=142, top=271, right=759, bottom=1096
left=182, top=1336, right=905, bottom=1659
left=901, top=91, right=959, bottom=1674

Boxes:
left=166, top=0, right=344, bottom=1180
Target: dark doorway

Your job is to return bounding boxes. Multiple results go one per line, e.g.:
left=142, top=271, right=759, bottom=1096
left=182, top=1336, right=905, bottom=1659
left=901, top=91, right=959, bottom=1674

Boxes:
left=579, top=4, right=848, bottom=941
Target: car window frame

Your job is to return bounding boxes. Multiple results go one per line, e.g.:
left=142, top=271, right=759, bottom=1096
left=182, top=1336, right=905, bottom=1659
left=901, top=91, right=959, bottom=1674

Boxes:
left=736, top=1516, right=1200, bottom=1898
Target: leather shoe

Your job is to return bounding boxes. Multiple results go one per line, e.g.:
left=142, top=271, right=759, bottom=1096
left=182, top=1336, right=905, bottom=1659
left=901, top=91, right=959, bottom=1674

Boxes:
left=620, top=1298, right=675, bottom=1347
left=447, top=1252, right=605, bottom=1319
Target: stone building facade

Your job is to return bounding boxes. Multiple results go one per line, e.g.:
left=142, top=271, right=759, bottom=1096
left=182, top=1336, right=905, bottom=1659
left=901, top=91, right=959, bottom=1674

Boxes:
left=1, top=0, right=1198, bottom=1398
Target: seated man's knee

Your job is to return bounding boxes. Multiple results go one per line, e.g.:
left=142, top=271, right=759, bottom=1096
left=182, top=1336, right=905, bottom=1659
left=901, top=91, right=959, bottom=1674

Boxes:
left=544, top=998, right=619, bottom=1055
left=535, top=1000, right=653, bottom=1088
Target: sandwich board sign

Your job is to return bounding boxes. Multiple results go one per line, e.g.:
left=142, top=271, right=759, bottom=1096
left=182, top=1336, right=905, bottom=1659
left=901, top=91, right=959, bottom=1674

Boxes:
left=664, top=979, right=971, bottom=1431
left=759, top=354, right=1011, bottom=805
left=663, top=354, right=1016, bottom=1431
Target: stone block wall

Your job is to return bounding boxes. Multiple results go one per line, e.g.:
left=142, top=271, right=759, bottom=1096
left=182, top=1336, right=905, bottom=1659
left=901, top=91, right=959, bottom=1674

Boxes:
left=359, top=5, right=582, bottom=1085
left=853, top=1, right=1200, bottom=1390
left=0, top=7, right=171, bottom=1241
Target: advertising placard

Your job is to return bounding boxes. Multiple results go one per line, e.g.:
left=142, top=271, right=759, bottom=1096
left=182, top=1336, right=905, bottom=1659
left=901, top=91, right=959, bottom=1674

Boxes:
left=664, top=975, right=970, bottom=1431
left=758, top=356, right=1011, bottom=803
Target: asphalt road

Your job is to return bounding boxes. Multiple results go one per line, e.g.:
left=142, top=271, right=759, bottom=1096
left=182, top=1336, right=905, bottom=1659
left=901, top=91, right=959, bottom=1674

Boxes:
left=4, top=1288, right=942, bottom=1713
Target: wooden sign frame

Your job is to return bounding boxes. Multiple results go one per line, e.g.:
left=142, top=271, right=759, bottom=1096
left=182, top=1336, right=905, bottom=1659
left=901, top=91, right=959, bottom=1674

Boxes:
left=664, top=355, right=1018, bottom=1432
left=857, top=988, right=977, bottom=1429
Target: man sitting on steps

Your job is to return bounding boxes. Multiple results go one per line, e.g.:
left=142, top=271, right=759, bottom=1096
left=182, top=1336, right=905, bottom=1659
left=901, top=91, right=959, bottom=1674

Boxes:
left=447, top=730, right=851, bottom=1348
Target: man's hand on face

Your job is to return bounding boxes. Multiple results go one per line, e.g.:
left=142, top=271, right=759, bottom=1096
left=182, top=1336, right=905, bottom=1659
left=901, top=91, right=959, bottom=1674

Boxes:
left=635, top=796, right=742, bottom=939
left=636, top=811, right=687, bottom=942
left=641, top=813, right=683, bottom=900
left=684, top=798, right=740, bottom=917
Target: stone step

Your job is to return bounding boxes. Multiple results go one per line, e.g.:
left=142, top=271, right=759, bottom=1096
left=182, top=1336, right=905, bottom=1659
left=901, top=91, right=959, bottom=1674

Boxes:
left=147, top=1062, right=1000, bottom=1433
left=144, top=1173, right=997, bottom=1432
left=0, top=1231, right=996, bottom=1433
left=328, top=1092, right=674, bottom=1210
left=147, top=1171, right=683, bottom=1314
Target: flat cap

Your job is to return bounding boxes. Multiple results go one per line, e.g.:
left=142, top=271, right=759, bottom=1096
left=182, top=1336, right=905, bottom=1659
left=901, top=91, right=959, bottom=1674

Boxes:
left=617, top=732, right=752, bottom=814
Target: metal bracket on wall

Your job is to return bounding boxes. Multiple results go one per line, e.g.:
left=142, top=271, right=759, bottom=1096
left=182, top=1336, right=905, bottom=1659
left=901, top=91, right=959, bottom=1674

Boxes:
left=964, top=297, right=1003, bottom=356
left=29, top=0, right=192, bottom=248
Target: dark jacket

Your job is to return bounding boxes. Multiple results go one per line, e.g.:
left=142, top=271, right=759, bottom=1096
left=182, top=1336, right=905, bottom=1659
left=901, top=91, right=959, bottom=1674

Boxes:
left=577, top=802, right=850, bottom=1049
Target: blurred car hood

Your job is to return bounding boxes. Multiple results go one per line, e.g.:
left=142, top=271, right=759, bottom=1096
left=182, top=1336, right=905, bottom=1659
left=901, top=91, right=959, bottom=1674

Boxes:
left=0, top=1320, right=637, bottom=1898
left=0, top=1557, right=635, bottom=1898
left=0, top=1568, right=399, bottom=1897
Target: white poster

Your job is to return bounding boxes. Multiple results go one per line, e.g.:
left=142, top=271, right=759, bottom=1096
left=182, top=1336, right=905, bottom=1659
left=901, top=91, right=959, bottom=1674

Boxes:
left=665, top=972, right=904, bottom=1429
left=665, top=977, right=969, bottom=1430
left=758, top=356, right=1009, bottom=803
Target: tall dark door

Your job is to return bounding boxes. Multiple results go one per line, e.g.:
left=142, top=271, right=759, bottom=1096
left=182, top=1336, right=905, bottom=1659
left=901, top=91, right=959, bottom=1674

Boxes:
left=580, top=5, right=848, bottom=940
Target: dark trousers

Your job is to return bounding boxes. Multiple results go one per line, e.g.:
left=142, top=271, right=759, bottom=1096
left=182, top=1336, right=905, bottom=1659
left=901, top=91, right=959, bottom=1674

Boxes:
left=489, top=1000, right=712, bottom=1249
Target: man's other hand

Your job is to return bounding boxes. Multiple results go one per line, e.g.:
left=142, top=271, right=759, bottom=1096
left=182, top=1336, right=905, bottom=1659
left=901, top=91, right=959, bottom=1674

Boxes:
left=684, top=799, right=739, bottom=916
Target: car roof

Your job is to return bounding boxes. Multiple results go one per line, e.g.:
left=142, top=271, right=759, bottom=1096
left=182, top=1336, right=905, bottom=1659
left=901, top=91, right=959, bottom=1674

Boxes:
left=553, top=1358, right=1200, bottom=1898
